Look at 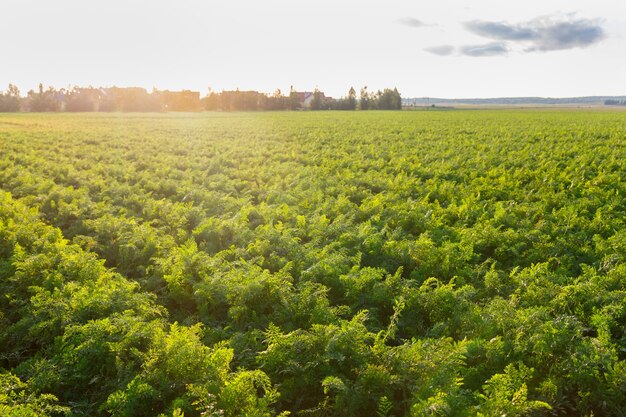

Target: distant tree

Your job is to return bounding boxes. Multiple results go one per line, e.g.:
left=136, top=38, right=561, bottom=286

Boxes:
left=7, top=83, right=19, bottom=97
left=220, top=90, right=233, bottom=111
left=310, top=88, right=324, bottom=110
left=329, top=96, right=356, bottom=111
left=244, top=90, right=266, bottom=111
left=257, top=92, right=269, bottom=110
left=377, top=88, right=402, bottom=110
left=97, top=88, right=119, bottom=111
left=27, top=84, right=61, bottom=112
left=0, top=84, right=21, bottom=112
left=232, top=88, right=244, bottom=110
left=157, top=89, right=201, bottom=111
left=347, top=86, right=357, bottom=110
left=265, top=89, right=289, bottom=110
left=65, top=86, right=98, bottom=111
left=368, top=90, right=382, bottom=110
left=359, top=87, right=370, bottom=110
left=114, top=87, right=161, bottom=111
left=202, top=92, right=221, bottom=111
left=289, top=86, right=301, bottom=110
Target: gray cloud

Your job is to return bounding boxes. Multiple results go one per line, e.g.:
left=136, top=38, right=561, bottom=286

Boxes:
left=424, top=45, right=455, bottom=56
left=464, top=21, right=535, bottom=40
left=464, top=16, right=605, bottom=51
left=459, top=42, right=509, bottom=57
left=399, top=17, right=427, bottom=28
left=529, top=19, right=605, bottom=51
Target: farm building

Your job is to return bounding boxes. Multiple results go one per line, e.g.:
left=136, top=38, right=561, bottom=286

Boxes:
left=296, top=91, right=326, bottom=108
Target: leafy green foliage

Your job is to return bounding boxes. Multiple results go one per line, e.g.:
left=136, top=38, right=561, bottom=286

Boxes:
left=2, top=110, right=626, bottom=416
left=476, top=363, right=550, bottom=416
left=0, top=372, right=69, bottom=417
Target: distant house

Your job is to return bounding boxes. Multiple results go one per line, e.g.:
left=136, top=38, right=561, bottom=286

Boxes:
left=296, top=91, right=325, bottom=109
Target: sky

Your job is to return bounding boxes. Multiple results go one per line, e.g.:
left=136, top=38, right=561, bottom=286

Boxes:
left=1, top=0, right=625, bottom=98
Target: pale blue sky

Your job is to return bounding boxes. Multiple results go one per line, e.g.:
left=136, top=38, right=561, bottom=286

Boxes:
left=1, top=0, right=624, bottom=98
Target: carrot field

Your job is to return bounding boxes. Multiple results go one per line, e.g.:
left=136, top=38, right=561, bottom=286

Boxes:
left=2, top=110, right=626, bottom=416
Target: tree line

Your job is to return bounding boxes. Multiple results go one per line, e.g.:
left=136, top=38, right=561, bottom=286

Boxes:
left=0, top=84, right=402, bottom=112
left=203, top=87, right=401, bottom=111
